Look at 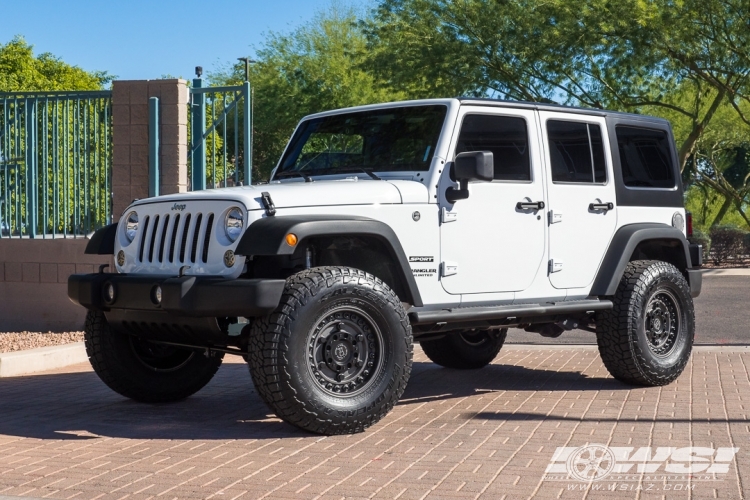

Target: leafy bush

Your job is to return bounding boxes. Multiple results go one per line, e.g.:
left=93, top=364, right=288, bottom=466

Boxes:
left=689, top=228, right=711, bottom=263
left=709, top=226, right=748, bottom=266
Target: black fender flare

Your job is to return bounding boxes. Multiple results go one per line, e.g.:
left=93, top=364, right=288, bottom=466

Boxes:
left=85, top=223, right=117, bottom=255
left=590, top=223, right=693, bottom=297
left=236, top=215, right=423, bottom=307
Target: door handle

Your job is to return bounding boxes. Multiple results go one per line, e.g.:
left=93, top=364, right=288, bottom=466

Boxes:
left=589, top=202, right=614, bottom=211
left=516, top=201, right=545, bottom=210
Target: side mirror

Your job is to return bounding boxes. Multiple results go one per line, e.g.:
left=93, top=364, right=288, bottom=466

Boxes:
left=446, top=151, right=494, bottom=203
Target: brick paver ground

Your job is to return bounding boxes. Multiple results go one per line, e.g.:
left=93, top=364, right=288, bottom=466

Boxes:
left=0, top=345, right=749, bottom=500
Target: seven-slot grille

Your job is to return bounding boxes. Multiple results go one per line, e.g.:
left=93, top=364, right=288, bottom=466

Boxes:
left=137, top=211, right=215, bottom=264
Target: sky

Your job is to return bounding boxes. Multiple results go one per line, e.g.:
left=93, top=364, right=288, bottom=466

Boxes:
left=1, top=0, right=367, bottom=83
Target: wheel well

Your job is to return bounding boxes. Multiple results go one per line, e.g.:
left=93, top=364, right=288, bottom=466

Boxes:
left=310, top=235, right=411, bottom=302
left=244, top=235, right=414, bottom=305
left=630, top=239, right=688, bottom=272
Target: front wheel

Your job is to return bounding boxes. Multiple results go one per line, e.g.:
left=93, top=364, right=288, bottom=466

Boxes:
left=84, top=310, right=223, bottom=402
left=247, top=267, right=413, bottom=435
left=596, top=260, right=695, bottom=386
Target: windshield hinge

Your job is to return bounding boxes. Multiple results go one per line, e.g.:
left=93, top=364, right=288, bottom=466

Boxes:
left=260, top=191, right=276, bottom=216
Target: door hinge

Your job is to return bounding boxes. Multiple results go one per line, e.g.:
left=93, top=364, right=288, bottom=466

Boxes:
left=441, top=261, right=458, bottom=277
left=441, top=207, right=457, bottom=223
left=549, top=259, right=563, bottom=273
left=548, top=210, right=563, bottom=224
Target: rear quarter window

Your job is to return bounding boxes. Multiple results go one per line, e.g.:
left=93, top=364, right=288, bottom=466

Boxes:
left=616, top=126, right=676, bottom=189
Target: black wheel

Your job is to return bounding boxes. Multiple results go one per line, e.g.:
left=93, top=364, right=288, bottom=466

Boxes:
left=84, top=310, right=223, bottom=403
left=248, top=267, right=413, bottom=435
left=420, top=328, right=507, bottom=369
left=596, top=260, right=695, bottom=386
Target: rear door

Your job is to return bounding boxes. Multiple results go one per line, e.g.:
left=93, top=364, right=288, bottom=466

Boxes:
left=539, top=111, right=617, bottom=290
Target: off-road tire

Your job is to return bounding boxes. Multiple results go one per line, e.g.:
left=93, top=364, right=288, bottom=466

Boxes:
left=248, top=266, right=413, bottom=435
left=84, top=310, right=224, bottom=403
left=420, top=328, right=507, bottom=369
left=596, top=260, right=695, bottom=386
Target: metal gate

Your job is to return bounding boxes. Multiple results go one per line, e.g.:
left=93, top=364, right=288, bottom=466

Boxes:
left=189, top=79, right=252, bottom=190
left=0, top=90, right=112, bottom=238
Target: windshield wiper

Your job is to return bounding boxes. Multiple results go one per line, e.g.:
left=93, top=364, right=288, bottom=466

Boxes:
left=274, top=171, right=313, bottom=182
left=342, top=168, right=381, bottom=180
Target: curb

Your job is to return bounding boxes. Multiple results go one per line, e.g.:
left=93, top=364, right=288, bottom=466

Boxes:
left=701, top=268, right=750, bottom=276
left=0, top=342, right=88, bottom=378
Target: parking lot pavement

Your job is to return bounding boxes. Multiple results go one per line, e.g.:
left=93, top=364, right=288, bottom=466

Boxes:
left=1, top=345, right=749, bottom=500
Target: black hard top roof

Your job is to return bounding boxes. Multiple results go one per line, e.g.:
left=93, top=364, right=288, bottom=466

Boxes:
left=457, top=97, right=670, bottom=125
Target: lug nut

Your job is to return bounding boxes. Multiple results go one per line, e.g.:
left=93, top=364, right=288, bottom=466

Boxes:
left=356, top=334, right=364, bottom=341
left=356, top=360, right=364, bottom=367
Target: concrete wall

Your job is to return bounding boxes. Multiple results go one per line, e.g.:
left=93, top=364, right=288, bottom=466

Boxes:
left=112, top=79, right=189, bottom=217
left=0, top=79, right=189, bottom=333
left=0, top=239, right=111, bottom=332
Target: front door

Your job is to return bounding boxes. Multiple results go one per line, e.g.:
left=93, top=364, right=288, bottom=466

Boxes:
left=539, top=111, right=618, bottom=290
left=440, top=108, right=546, bottom=295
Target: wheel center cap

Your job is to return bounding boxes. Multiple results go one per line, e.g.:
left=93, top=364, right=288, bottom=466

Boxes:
left=333, top=343, right=348, bottom=361
left=653, top=318, right=662, bottom=332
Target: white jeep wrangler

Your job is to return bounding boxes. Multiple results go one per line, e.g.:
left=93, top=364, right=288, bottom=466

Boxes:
left=70, top=98, right=702, bottom=435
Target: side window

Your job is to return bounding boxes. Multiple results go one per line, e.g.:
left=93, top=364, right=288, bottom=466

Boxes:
left=616, top=126, right=676, bottom=188
left=547, top=120, right=607, bottom=183
left=456, top=114, right=531, bottom=181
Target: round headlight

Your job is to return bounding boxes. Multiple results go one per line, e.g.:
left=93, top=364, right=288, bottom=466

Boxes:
left=125, top=212, right=139, bottom=243
left=224, top=207, right=244, bottom=242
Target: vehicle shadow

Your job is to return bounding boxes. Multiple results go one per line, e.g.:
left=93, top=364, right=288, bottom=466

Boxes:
left=0, top=360, right=626, bottom=441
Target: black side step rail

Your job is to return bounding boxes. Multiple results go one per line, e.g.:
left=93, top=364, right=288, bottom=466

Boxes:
left=408, top=299, right=612, bottom=326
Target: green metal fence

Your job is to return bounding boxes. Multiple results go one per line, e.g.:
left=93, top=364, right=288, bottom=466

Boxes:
left=189, top=79, right=252, bottom=190
left=0, top=90, right=112, bottom=238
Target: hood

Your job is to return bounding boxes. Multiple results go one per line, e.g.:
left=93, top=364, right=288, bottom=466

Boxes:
left=131, top=178, right=429, bottom=212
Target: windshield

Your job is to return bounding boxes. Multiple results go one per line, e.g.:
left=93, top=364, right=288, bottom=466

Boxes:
left=275, top=105, right=447, bottom=178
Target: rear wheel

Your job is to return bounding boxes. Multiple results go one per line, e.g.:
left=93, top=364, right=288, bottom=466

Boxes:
left=596, top=260, right=695, bottom=386
left=84, top=310, right=223, bottom=402
left=420, top=328, right=507, bottom=369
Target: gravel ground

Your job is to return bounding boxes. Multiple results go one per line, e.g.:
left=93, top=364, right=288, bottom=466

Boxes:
left=0, top=332, right=84, bottom=353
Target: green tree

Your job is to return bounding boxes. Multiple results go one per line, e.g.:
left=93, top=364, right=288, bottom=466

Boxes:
left=211, top=5, right=405, bottom=180
left=0, top=36, right=111, bottom=91
left=363, top=0, right=750, bottom=172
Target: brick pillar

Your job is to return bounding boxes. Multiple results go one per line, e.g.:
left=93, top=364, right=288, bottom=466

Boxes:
left=112, top=79, right=188, bottom=217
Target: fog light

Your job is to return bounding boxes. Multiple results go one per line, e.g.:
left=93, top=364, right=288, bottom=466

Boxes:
left=117, top=250, right=125, bottom=267
left=224, top=250, right=236, bottom=267
left=103, top=282, right=115, bottom=304
left=152, top=285, right=162, bottom=305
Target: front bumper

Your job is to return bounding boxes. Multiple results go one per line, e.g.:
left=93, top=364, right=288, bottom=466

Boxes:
left=68, top=273, right=286, bottom=318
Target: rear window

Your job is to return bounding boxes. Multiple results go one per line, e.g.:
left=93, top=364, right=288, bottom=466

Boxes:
left=616, top=126, right=676, bottom=189
left=547, top=120, right=606, bottom=183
